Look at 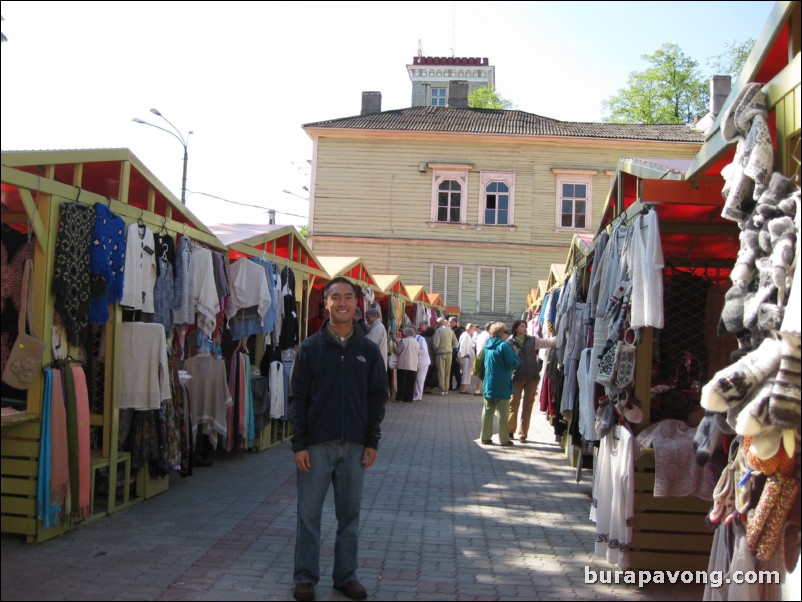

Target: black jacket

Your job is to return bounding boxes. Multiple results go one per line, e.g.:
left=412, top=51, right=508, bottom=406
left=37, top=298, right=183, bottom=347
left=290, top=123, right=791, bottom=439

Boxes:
left=289, top=321, right=388, bottom=452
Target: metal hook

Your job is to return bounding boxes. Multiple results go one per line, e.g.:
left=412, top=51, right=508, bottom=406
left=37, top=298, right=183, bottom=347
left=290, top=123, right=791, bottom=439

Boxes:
left=137, top=208, right=145, bottom=228
left=75, top=186, right=82, bottom=203
left=161, top=215, right=168, bottom=234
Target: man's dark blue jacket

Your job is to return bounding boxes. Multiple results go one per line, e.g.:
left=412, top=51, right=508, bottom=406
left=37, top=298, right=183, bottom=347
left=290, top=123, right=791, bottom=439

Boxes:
left=289, top=320, right=388, bottom=452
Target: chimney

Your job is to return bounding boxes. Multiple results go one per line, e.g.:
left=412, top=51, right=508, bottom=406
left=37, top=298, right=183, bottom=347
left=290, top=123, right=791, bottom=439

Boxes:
left=710, top=75, right=732, bottom=117
left=361, top=91, right=382, bottom=115
left=268, top=209, right=276, bottom=225
left=448, top=80, right=469, bottom=109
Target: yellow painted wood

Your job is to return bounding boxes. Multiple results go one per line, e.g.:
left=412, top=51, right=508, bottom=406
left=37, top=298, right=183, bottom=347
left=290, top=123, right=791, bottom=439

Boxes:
left=631, top=531, right=713, bottom=552
left=0, top=458, right=38, bottom=477
left=16, top=188, right=46, bottom=252
left=0, top=440, right=40, bottom=458
left=1, top=515, right=37, bottom=537
left=634, top=492, right=712, bottom=513
left=629, top=550, right=710, bottom=571
left=0, top=420, right=41, bottom=438
left=1, top=477, right=37, bottom=496
left=633, top=512, right=711, bottom=533
left=1, top=495, right=36, bottom=515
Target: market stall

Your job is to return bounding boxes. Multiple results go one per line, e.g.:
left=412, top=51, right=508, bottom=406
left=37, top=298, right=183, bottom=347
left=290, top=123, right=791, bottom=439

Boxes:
left=1, top=149, right=226, bottom=542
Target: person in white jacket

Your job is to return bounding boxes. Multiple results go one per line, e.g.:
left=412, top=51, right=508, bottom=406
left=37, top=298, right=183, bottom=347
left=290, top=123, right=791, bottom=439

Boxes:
left=458, top=324, right=477, bottom=393
left=413, top=329, right=431, bottom=401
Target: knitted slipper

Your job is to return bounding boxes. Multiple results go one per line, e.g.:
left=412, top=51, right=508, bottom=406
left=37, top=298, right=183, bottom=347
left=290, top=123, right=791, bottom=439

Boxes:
left=702, top=337, right=781, bottom=412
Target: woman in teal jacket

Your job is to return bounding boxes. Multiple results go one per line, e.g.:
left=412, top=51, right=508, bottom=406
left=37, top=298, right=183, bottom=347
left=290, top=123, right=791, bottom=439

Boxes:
left=480, top=322, right=520, bottom=446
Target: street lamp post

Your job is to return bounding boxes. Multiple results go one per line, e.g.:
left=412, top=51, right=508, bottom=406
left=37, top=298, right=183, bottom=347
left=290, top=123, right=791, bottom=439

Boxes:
left=283, top=189, right=310, bottom=201
left=132, top=108, right=192, bottom=204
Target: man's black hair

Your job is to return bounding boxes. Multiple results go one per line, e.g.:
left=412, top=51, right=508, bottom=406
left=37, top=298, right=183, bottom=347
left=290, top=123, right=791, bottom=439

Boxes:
left=323, top=276, right=359, bottom=298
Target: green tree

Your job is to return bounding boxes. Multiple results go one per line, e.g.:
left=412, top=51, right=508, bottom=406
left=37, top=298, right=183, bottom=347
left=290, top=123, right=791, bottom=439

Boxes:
left=297, top=225, right=309, bottom=238
left=708, top=38, right=755, bottom=79
left=468, top=87, right=515, bottom=109
left=602, top=43, right=707, bottom=124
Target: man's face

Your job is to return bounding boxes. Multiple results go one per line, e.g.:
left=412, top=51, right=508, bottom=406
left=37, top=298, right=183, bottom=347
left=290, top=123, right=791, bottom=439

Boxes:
left=325, top=282, right=357, bottom=327
left=365, top=313, right=378, bottom=327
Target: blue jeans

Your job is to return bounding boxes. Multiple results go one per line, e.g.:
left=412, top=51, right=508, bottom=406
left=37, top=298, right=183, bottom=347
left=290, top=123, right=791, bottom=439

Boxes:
left=294, top=440, right=365, bottom=586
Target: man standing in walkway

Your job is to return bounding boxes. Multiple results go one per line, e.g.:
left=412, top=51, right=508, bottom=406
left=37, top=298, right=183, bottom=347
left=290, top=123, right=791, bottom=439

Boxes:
left=364, top=307, right=388, bottom=370
left=289, top=277, right=388, bottom=602
left=433, top=317, right=458, bottom=395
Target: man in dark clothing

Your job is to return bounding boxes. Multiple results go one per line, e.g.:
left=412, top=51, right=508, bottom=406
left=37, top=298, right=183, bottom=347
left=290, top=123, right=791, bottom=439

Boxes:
left=449, top=316, right=465, bottom=390
left=289, top=277, right=388, bottom=601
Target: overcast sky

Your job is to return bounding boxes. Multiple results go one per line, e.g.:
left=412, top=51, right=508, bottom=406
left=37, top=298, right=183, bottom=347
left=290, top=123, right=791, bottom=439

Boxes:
left=1, top=1, right=777, bottom=228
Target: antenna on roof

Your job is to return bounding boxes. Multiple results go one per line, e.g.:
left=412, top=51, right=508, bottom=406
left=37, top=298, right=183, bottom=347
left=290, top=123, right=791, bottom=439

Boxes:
left=451, top=0, right=456, bottom=57
left=417, top=38, right=423, bottom=58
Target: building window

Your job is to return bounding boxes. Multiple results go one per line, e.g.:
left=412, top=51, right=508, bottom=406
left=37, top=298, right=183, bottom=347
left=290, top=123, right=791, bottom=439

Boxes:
left=431, top=264, right=462, bottom=308
left=477, top=266, right=510, bottom=313
left=553, top=170, right=596, bottom=231
left=431, top=168, right=469, bottom=224
left=480, top=171, right=515, bottom=225
left=431, top=87, right=447, bottom=106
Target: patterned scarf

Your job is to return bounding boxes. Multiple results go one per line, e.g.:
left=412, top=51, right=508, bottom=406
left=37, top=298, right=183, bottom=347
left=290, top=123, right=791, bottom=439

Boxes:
left=53, top=202, right=94, bottom=346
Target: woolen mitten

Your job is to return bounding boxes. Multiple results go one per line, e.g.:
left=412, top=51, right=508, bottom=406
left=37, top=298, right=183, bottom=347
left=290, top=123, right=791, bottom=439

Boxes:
left=731, top=224, right=761, bottom=285
left=769, top=215, right=796, bottom=295
left=757, top=303, right=784, bottom=332
left=720, top=282, right=749, bottom=333
left=702, top=337, right=781, bottom=412
left=743, top=257, right=777, bottom=330
left=769, top=332, right=801, bottom=429
left=694, top=411, right=725, bottom=466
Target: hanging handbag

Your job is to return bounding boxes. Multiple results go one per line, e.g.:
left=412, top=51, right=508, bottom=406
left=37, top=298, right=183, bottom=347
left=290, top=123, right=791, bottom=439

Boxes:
left=2, top=259, right=46, bottom=390
left=614, top=328, right=637, bottom=389
left=595, top=338, right=620, bottom=387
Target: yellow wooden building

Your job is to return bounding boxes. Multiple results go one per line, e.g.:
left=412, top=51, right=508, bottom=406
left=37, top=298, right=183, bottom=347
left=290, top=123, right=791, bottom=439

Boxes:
left=303, top=95, right=705, bottom=327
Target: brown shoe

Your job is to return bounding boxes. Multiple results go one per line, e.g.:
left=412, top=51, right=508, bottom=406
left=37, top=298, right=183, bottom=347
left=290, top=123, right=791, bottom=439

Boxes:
left=293, top=582, right=315, bottom=601
left=334, top=580, right=367, bottom=600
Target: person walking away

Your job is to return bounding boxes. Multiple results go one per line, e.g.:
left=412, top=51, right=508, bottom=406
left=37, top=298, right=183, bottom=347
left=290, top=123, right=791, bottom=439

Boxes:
left=364, top=307, right=388, bottom=370
left=393, top=327, right=419, bottom=402
left=473, top=322, right=492, bottom=395
left=412, top=327, right=431, bottom=400
left=433, top=317, right=458, bottom=396
left=289, top=277, right=388, bottom=601
left=480, top=322, right=519, bottom=446
left=449, top=316, right=465, bottom=390
left=458, top=323, right=476, bottom=393
left=506, top=319, right=556, bottom=442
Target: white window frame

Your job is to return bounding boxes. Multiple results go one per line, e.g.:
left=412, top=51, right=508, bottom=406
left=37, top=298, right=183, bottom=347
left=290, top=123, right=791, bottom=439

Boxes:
left=429, top=165, right=471, bottom=227
left=476, top=266, right=510, bottom=314
left=478, top=171, right=515, bottom=227
left=552, top=169, right=597, bottom=232
left=430, top=263, right=463, bottom=308
left=431, top=87, right=447, bottom=106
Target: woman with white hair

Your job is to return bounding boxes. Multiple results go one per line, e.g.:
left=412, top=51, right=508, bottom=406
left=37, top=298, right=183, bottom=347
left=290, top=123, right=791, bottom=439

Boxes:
left=392, top=327, right=419, bottom=402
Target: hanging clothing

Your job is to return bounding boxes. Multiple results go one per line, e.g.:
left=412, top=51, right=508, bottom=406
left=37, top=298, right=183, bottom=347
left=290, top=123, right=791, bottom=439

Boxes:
left=279, top=266, right=298, bottom=350
left=628, top=210, right=664, bottom=329
left=88, top=203, right=126, bottom=325
left=172, top=235, right=195, bottom=326
left=121, top=222, right=157, bottom=313
left=183, top=354, right=232, bottom=449
left=118, top=322, right=171, bottom=410
left=590, top=423, right=635, bottom=568
left=190, top=246, right=220, bottom=338
left=152, top=234, right=177, bottom=333
left=52, top=202, right=95, bottom=346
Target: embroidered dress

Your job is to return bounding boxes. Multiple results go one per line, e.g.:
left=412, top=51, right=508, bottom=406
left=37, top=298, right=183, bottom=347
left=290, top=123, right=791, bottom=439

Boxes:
left=590, top=424, right=635, bottom=568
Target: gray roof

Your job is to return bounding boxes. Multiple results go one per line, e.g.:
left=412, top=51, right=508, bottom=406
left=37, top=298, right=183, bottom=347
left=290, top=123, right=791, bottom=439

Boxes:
left=303, top=106, right=705, bottom=143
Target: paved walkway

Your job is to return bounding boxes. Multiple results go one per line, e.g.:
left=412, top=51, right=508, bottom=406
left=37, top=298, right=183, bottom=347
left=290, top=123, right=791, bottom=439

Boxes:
left=1, top=392, right=704, bottom=601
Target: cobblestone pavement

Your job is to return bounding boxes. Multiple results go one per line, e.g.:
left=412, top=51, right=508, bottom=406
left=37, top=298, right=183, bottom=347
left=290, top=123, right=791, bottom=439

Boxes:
left=1, top=392, right=705, bottom=601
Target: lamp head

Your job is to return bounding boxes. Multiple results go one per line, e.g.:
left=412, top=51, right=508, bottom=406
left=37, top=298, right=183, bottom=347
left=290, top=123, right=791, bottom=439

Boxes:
left=150, top=108, right=162, bottom=116
left=132, top=118, right=146, bottom=124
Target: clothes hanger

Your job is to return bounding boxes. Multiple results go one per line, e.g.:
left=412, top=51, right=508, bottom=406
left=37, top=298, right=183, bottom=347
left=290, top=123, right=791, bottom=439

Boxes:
left=137, top=208, right=145, bottom=229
